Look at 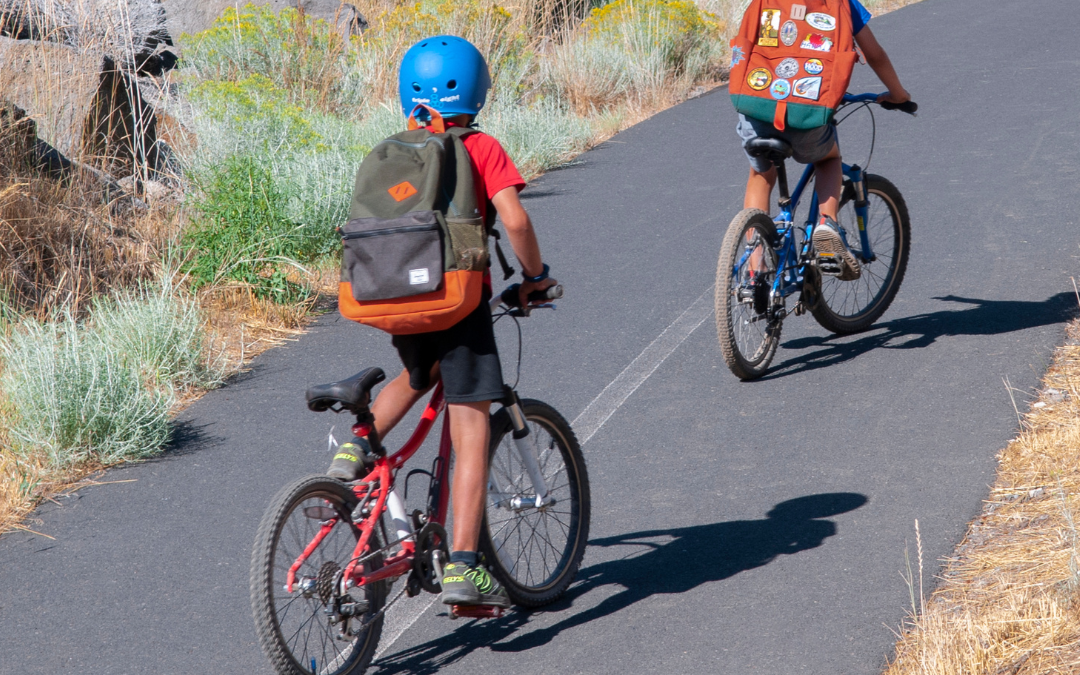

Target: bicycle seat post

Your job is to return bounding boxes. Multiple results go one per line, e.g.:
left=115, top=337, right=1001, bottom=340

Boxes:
left=774, top=158, right=791, bottom=212
left=352, top=408, right=386, bottom=457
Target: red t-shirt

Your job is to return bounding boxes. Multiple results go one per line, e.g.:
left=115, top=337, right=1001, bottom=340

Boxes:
left=451, top=125, right=525, bottom=220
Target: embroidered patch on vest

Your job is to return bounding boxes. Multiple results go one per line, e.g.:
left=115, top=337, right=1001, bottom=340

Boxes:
left=780, top=21, right=798, bottom=46
left=747, top=68, right=772, bottom=90
left=758, top=9, right=780, bottom=46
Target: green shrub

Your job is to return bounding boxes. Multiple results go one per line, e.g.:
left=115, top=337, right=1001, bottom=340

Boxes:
left=91, top=282, right=224, bottom=390
left=546, top=0, right=724, bottom=110
left=184, top=155, right=313, bottom=302
left=0, top=285, right=219, bottom=469
left=2, top=313, right=170, bottom=467
left=180, top=4, right=361, bottom=113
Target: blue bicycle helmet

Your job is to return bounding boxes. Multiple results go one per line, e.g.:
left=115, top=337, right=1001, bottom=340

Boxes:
left=398, top=35, right=491, bottom=118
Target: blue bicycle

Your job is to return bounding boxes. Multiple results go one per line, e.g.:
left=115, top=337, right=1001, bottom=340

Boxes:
left=716, top=93, right=917, bottom=380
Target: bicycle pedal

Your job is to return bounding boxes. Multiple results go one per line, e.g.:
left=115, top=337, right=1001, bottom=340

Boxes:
left=816, top=254, right=844, bottom=277
left=450, top=605, right=505, bottom=620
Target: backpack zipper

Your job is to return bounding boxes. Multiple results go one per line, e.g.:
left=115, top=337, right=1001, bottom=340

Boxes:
left=340, top=222, right=439, bottom=240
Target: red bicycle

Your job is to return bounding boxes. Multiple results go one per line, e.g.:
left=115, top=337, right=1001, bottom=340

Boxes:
left=249, top=287, right=590, bottom=675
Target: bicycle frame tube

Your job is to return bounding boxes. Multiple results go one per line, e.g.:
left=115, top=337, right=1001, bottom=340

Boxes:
left=288, top=383, right=453, bottom=590
left=770, top=162, right=818, bottom=299
left=768, top=160, right=874, bottom=299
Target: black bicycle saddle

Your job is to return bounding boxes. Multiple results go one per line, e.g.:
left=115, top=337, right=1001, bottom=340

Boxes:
left=744, top=137, right=794, bottom=163
left=306, top=367, right=386, bottom=412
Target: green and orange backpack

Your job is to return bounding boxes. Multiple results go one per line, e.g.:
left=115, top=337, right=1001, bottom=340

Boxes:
left=337, top=106, right=492, bottom=335
left=729, top=0, right=858, bottom=131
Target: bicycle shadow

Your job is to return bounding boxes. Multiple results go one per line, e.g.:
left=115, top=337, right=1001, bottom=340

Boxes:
left=763, top=292, right=1078, bottom=380
left=371, top=492, right=867, bottom=673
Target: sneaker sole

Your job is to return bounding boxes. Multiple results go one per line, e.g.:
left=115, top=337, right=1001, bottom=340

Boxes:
left=440, top=589, right=482, bottom=605
left=442, top=592, right=511, bottom=609
left=813, top=229, right=861, bottom=281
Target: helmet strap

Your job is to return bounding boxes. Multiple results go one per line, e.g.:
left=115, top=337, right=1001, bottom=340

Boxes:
left=407, top=104, right=446, bottom=133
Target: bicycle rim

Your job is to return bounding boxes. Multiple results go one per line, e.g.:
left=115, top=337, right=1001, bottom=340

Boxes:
left=481, top=401, right=590, bottom=607
left=251, top=477, right=384, bottom=675
left=812, top=177, right=910, bottom=333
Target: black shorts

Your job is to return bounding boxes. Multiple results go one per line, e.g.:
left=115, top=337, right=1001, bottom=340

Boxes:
left=391, top=289, right=505, bottom=404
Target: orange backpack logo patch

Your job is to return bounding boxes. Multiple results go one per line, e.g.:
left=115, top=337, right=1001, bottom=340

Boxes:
left=388, top=181, right=418, bottom=202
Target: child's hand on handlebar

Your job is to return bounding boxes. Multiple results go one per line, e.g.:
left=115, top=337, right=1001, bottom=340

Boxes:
left=877, top=88, right=911, bottom=105
left=519, top=277, right=557, bottom=308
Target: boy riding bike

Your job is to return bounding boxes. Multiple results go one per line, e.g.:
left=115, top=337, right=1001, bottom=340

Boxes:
left=326, top=36, right=556, bottom=610
left=734, top=0, right=910, bottom=280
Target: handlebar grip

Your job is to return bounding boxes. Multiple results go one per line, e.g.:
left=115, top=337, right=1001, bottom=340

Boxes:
left=500, top=284, right=563, bottom=308
left=880, top=100, right=918, bottom=114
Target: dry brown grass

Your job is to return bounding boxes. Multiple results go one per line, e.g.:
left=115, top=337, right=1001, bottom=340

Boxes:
left=0, top=173, right=164, bottom=316
left=885, top=319, right=1080, bottom=674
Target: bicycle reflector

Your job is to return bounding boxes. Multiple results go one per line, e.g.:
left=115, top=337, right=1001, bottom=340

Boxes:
left=352, top=423, right=373, bottom=437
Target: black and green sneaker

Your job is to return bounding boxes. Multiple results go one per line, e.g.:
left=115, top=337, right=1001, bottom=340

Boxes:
left=440, top=563, right=510, bottom=608
left=326, top=437, right=374, bottom=481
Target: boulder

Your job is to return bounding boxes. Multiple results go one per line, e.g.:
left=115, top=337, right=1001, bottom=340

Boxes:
left=0, top=36, right=173, bottom=181
left=0, top=36, right=102, bottom=160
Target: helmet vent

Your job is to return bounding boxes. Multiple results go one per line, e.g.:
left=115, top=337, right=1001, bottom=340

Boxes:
left=412, top=82, right=421, bottom=92
left=447, top=79, right=457, bottom=90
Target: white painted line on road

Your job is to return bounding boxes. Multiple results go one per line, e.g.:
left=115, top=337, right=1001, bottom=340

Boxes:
left=374, top=286, right=714, bottom=659
left=375, top=591, right=433, bottom=659
left=570, top=287, right=714, bottom=444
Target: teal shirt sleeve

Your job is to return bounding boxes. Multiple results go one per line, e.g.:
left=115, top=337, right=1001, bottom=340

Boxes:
left=849, top=0, right=872, bottom=34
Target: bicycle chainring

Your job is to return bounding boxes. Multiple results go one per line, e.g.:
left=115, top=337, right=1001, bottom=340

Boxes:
left=316, top=560, right=341, bottom=606
left=412, top=521, right=449, bottom=594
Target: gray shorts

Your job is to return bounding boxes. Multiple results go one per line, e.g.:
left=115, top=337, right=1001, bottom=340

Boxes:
left=736, top=114, right=839, bottom=173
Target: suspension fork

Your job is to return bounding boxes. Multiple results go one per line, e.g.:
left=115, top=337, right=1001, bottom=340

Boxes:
left=499, top=385, right=552, bottom=507
left=844, top=163, right=874, bottom=261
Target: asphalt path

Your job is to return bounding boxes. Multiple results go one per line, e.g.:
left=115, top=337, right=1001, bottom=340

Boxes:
left=3, top=0, right=1080, bottom=672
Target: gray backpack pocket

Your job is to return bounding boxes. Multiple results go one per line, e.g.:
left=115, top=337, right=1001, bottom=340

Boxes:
left=340, top=212, right=443, bottom=301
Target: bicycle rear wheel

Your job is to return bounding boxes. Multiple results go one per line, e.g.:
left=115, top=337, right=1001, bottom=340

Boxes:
left=810, top=175, right=911, bottom=334
left=251, top=476, right=386, bottom=675
left=479, top=400, right=590, bottom=607
left=716, top=208, right=783, bottom=380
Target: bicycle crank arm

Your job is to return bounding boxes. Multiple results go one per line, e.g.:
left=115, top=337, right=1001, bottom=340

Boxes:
left=744, top=307, right=788, bottom=324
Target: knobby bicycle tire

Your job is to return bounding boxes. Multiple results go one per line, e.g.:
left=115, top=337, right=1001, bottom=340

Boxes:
left=716, top=208, right=783, bottom=380
left=810, top=175, right=911, bottom=334
left=251, top=476, right=386, bottom=675
left=480, top=400, right=590, bottom=607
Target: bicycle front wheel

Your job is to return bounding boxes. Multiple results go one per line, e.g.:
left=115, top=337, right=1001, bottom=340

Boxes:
left=251, top=476, right=386, bottom=675
left=480, top=400, right=590, bottom=607
left=716, top=208, right=783, bottom=380
left=811, top=175, right=911, bottom=334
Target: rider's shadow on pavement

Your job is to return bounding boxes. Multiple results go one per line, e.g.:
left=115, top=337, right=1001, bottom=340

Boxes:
left=766, top=292, right=1078, bottom=379
left=372, top=492, right=867, bottom=673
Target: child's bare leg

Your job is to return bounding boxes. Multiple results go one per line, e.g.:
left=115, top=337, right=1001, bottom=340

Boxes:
left=813, top=143, right=842, bottom=219
left=811, top=143, right=861, bottom=280
left=744, top=166, right=777, bottom=272
left=744, top=165, right=776, bottom=212
left=370, top=366, right=436, bottom=438
left=447, top=400, right=492, bottom=553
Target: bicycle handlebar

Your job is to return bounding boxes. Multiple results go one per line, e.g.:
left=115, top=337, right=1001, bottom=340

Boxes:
left=492, top=284, right=564, bottom=311
left=842, top=92, right=918, bottom=115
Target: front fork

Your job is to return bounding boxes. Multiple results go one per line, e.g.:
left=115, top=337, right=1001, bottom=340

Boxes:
left=490, top=386, right=552, bottom=509
left=845, top=163, right=874, bottom=262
